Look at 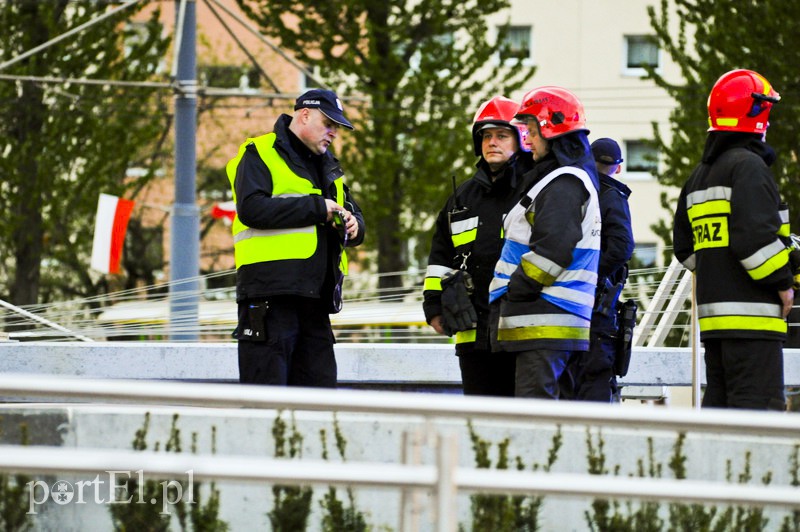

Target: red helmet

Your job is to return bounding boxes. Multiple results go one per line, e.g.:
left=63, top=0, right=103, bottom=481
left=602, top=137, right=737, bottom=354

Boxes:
left=707, top=69, right=779, bottom=134
left=472, top=96, right=523, bottom=156
left=515, top=86, right=588, bottom=140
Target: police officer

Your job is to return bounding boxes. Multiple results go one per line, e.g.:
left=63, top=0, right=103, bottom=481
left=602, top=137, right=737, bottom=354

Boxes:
left=423, top=96, right=533, bottom=396
left=572, top=138, right=634, bottom=402
left=489, top=86, right=601, bottom=399
left=226, top=88, right=365, bottom=387
left=673, top=69, right=793, bottom=410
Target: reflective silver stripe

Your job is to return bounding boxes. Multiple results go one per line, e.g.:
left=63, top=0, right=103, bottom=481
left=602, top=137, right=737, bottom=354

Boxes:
left=555, top=268, right=597, bottom=285
left=522, top=251, right=563, bottom=278
left=698, top=302, right=782, bottom=318
left=682, top=254, right=696, bottom=272
left=685, top=186, right=732, bottom=208
left=780, top=208, right=789, bottom=224
left=499, top=312, right=589, bottom=329
left=450, top=217, right=479, bottom=234
left=489, top=277, right=509, bottom=292
left=494, top=260, right=518, bottom=276
left=426, top=265, right=454, bottom=278
left=542, top=285, right=595, bottom=308
left=233, top=225, right=315, bottom=244
left=740, top=239, right=785, bottom=271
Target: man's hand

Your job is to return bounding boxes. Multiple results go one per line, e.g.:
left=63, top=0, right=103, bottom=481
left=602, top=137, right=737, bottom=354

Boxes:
left=430, top=315, right=449, bottom=336
left=779, top=287, right=795, bottom=319
left=325, top=199, right=358, bottom=240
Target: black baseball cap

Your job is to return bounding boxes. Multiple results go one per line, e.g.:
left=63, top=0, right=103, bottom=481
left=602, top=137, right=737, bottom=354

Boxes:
left=591, top=137, right=623, bottom=165
left=294, top=88, right=354, bottom=130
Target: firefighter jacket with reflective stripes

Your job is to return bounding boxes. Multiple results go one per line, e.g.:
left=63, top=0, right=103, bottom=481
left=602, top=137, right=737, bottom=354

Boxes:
left=226, top=114, right=364, bottom=303
left=673, top=132, right=793, bottom=340
left=423, top=152, right=534, bottom=353
left=489, top=154, right=601, bottom=352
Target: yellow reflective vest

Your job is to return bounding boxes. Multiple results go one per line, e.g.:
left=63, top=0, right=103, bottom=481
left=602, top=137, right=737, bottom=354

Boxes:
left=226, top=133, right=347, bottom=273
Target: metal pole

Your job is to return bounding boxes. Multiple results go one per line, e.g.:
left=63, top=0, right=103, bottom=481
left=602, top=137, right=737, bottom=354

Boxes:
left=691, top=274, right=702, bottom=408
left=169, top=0, right=200, bottom=341
left=0, top=298, right=93, bottom=342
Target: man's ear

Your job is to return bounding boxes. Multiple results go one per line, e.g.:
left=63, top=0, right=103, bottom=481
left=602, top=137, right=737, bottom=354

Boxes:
left=615, top=165, right=622, bottom=175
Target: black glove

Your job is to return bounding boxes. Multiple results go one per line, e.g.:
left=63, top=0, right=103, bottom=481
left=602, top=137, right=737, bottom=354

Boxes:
left=440, top=270, right=477, bottom=335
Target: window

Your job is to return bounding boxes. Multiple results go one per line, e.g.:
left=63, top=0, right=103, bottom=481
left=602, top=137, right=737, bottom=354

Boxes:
left=625, top=140, right=658, bottom=176
left=624, top=35, right=659, bottom=72
left=301, top=64, right=322, bottom=91
left=499, top=25, right=532, bottom=63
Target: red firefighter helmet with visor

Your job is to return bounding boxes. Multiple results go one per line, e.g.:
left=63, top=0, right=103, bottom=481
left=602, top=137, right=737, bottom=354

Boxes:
left=707, top=69, right=780, bottom=134
left=515, top=86, right=588, bottom=140
left=472, top=96, right=525, bottom=156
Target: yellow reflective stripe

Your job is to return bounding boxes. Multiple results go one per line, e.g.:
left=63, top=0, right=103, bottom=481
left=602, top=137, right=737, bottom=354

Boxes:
left=455, top=329, right=476, bottom=344
left=692, top=216, right=728, bottom=250
left=687, top=199, right=730, bottom=220
left=521, top=259, right=557, bottom=285
left=716, top=118, right=739, bottom=127
left=451, top=228, right=477, bottom=247
left=747, top=247, right=789, bottom=280
left=424, top=277, right=442, bottom=291
left=497, top=325, right=590, bottom=342
left=234, top=227, right=317, bottom=267
left=778, top=223, right=790, bottom=237
left=699, top=315, right=787, bottom=334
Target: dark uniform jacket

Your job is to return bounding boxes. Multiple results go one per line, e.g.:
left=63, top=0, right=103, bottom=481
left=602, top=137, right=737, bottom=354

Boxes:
left=233, top=114, right=365, bottom=303
left=597, top=174, right=634, bottom=282
left=423, top=152, right=534, bottom=353
left=673, top=132, right=793, bottom=340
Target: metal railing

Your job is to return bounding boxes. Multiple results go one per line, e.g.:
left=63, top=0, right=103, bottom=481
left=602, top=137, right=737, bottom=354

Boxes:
left=0, top=374, right=799, bottom=531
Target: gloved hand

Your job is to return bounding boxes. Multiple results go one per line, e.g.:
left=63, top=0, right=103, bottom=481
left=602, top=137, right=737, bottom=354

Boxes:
left=788, top=234, right=800, bottom=289
left=440, top=270, right=477, bottom=335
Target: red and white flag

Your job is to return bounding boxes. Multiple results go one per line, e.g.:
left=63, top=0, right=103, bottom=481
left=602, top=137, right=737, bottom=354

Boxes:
left=90, top=193, right=135, bottom=274
left=211, top=200, right=236, bottom=225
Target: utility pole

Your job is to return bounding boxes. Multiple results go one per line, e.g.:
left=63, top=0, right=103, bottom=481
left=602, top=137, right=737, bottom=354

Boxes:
left=169, top=0, right=200, bottom=341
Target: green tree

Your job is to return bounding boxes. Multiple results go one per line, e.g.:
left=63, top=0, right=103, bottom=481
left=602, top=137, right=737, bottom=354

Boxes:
left=236, top=0, right=535, bottom=290
left=647, top=0, right=800, bottom=211
left=0, top=1, right=171, bottom=307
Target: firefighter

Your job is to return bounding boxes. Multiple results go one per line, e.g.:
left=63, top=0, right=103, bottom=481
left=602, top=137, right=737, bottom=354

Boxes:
left=423, top=96, right=534, bottom=396
left=226, top=89, right=365, bottom=387
left=673, top=69, right=794, bottom=410
left=489, top=86, right=601, bottom=399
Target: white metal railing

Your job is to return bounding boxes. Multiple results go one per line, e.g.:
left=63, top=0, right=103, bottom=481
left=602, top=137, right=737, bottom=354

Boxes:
left=0, top=374, right=799, bottom=531
left=0, top=373, right=798, bottom=437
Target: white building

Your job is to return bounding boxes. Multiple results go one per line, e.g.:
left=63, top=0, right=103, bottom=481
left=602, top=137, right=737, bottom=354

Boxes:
left=490, top=0, right=685, bottom=267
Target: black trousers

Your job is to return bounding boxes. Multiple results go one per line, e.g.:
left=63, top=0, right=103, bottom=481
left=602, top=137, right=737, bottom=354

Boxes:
left=458, top=349, right=516, bottom=397
left=702, top=338, right=785, bottom=410
left=237, top=296, right=337, bottom=387
left=515, top=349, right=575, bottom=399
left=572, top=311, right=618, bottom=402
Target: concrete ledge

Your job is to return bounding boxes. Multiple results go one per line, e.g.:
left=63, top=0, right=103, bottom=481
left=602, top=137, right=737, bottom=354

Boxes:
left=1, top=342, right=800, bottom=386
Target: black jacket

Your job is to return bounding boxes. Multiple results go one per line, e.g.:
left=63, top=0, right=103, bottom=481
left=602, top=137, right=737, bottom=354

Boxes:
left=597, top=173, right=634, bottom=281
left=233, top=114, right=365, bottom=302
left=423, top=152, right=534, bottom=352
left=673, top=132, right=792, bottom=340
